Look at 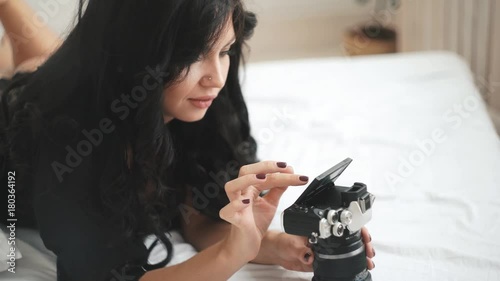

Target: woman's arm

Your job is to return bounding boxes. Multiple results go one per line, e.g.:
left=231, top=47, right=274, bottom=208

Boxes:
left=181, top=191, right=283, bottom=266
left=0, top=0, right=62, bottom=67
left=140, top=238, right=248, bottom=281
left=181, top=208, right=307, bottom=268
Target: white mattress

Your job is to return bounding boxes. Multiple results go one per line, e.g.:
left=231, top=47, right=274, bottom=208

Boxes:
left=241, top=51, right=500, bottom=280
left=3, top=51, right=500, bottom=281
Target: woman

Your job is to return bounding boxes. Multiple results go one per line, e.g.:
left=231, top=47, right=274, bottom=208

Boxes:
left=0, top=0, right=375, bottom=280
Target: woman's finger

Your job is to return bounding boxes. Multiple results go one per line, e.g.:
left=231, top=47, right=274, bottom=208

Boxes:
left=253, top=173, right=309, bottom=190
left=360, top=227, right=375, bottom=259
left=263, top=186, right=288, bottom=206
left=361, top=227, right=371, bottom=243
left=219, top=198, right=251, bottom=225
left=225, top=174, right=267, bottom=201
left=259, top=165, right=294, bottom=205
left=364, top=242, right=375, bottom=258
left=238, top=161, right=292, bottom=177
left=367, top=257, right=375, bottom=270
left=284, top=165, right=294, bottom=174
left=226, top=173, right=308, bottom=201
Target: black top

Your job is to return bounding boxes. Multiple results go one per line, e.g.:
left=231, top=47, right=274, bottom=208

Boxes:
left=0, top=73, right=162, bottom=281
left=34, top=128, right=155, bottom=281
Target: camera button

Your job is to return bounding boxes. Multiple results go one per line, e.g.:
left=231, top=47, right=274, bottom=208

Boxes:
left=340, top=210, right=353, bottom=225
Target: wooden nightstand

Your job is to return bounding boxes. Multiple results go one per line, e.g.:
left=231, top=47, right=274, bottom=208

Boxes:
left=342, top=24, right=397, bottom=56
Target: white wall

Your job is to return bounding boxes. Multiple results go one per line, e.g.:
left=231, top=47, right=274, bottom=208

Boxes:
left=395, top=0, right=500, bottom=133
left=244, top=0, right=375, bottom=61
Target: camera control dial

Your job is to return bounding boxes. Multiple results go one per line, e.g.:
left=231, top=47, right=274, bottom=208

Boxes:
left=326, top=209, right=339, bottom=225
left=340, top=210, right=353, bottom=225
left=332, top=222, right=345, bottom=237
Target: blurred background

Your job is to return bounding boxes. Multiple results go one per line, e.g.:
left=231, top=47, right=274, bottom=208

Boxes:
left=245, top=0, right=499, bottom=134
left=1, top=0, right=499, bottom=133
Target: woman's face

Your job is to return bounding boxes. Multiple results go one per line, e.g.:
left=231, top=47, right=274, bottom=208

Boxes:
left=162, top=19, right=236, bottom=123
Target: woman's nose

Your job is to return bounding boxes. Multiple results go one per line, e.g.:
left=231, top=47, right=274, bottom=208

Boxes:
left=200, top=58, right=225, bottom=88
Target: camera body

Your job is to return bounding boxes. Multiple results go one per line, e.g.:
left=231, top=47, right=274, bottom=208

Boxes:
left=282, top=158, right=375, bottom=281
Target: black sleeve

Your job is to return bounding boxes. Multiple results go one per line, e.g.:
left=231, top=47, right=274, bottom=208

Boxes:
left=32, top=133, right=151, bottom=281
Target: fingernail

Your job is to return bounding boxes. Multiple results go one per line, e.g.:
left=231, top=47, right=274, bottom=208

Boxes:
left=369, top=234, right=372, bottom=242
left=372, top=248, right=376, bottom=256
left=242, top=199, right=250, bottom=204
left=304, top=252, right=311, bottom=262
left=256, top=173, right=266, bottom=180
left=299, top=176, right=309, bottom=182
left=277, top=162, right=287, bottom=168
left=372, top=261, right=375, bottom=269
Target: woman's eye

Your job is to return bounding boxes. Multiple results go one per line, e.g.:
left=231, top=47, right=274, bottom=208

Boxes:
left=220, top=49, right=235, bottom=57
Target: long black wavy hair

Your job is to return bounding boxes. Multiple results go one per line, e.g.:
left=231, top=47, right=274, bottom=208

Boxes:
left=1, top=0, right=258, bottom=266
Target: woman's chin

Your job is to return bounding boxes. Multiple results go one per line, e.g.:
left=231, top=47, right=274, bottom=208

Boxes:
left=174, top=112, right=208, bottom=123
left=164, top=106, right=211, bottom=123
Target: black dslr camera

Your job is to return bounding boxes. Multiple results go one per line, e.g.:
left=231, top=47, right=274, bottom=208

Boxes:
left=282, top=158, right=375, bottom=281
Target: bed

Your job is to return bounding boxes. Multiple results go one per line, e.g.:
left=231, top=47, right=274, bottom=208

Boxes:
left=2, top=51, right=499, bottom=281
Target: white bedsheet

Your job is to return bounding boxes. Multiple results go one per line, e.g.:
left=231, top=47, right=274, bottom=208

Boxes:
left=3, top=51, right=499, bottom=281
left=241, top=51, right=500, bottom=280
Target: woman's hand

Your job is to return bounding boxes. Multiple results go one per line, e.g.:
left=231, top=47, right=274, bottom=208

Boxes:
left=361, top=227, right=376, bottom=270
left=266, top=227, right=375, bottom=272
left=219, top=161, right=309, bottom=262
left=273, top=231, right=314, bottom=272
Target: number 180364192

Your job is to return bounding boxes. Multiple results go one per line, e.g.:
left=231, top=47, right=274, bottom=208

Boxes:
left=7, top=171, right=16, bottom=220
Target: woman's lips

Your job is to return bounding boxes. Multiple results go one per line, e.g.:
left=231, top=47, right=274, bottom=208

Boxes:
left=188, top=97, right=215, bottom=109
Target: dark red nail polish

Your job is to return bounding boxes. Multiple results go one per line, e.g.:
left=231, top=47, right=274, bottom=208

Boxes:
left=373, top=248, right=376, bottom=257
left=256, top=173, right=266, bottom=179
left=242, top=199, right=250, bottom=204
left=277, top=162, right=287, bottom=168
left=369, top=234, right=372, bottom=242
left=299, top=176, right=309, bottom=182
